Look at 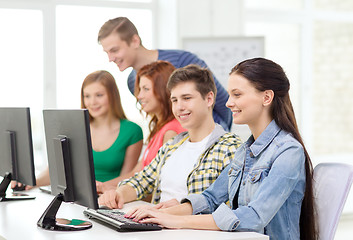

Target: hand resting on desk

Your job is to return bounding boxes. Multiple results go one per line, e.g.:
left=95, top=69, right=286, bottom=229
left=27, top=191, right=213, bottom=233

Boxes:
left=11, top=181, right=33, bottom=191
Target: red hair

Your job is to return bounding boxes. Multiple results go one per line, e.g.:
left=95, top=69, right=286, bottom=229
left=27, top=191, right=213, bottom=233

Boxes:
left=135, top=61, right=176, bottom=141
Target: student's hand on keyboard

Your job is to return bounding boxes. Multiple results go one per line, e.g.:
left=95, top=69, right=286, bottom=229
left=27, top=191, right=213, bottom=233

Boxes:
left=132, top=209, right=182, bottom=229
left=98, top=189, right=125, bottom=209
left=125, top=205, right=158, bottom=220
left=125, top=199, right=179, bottom=220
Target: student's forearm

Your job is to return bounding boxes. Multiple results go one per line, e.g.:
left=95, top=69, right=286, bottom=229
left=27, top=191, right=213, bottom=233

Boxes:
left=180, top=214, right=220, bottom=230
left=36, top=168, right=50, bottom=187
left=117, top=185, right=138, bottom=203
left=162, top=202, right=193, bottom=215
left=104, top=172, right=134, bottom=188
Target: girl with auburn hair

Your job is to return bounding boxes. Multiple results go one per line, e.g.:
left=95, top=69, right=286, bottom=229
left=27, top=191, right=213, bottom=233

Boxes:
left=135, top=60, right=186, bottom=167
left=127, top=58, right=317, bottom=240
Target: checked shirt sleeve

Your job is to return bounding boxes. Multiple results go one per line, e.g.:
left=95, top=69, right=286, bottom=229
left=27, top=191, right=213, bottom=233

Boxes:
left=119, top=146, right=167, bottom=200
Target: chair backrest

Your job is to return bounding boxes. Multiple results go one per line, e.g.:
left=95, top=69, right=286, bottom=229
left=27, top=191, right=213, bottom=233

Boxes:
left=313, top=162, right=353, bottom=240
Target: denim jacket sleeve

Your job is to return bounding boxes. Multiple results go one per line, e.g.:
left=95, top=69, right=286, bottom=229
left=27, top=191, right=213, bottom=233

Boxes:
left=212, top=142, right=305, bottom=232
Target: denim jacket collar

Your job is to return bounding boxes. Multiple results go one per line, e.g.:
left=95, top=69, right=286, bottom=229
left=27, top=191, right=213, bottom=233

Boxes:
left=247, top=120, right=281, bottom=158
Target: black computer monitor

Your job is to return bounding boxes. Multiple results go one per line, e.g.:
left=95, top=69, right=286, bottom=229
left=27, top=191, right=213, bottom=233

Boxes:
left=0, top=107, right=36, bottom=201
left=37, top=109, right=98, bottom=231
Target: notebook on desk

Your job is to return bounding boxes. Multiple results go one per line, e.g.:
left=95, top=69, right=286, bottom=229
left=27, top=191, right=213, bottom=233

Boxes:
left=83, top=208, right=162, bottom=232
left=39, top=185, right=52, bottom=194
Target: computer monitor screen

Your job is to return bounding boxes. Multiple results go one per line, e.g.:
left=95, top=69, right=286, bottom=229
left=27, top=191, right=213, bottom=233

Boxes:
left=0, top=107, right=36, bottom=201
left=38, top=109, right=98, bottom=231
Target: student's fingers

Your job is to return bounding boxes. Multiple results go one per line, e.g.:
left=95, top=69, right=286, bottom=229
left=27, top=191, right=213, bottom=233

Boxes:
left=116, top=196, right=125, bottom=209
left=96, top=181, right=103, bottom=194
left=107, top=191, right=120, bottom=209
left=153, top=203, right=163, bottom=209
left=133, top=208, right=159, bottom=221
left=10, top=181, right=18, bottom=188
left=98, top=190, right=120, bottom=209
left=129, top=206, right=156, bottom=219
left=125, top=207, right=140, bottom=218
left=140, top=217, right=163, bottom=226
left=139, top=212, right=181, bottom=229
left=132, top=209, right=154, bottom=221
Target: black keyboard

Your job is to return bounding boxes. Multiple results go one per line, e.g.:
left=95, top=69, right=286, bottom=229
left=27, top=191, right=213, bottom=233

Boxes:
left=83, top=208, right=162, bottom=232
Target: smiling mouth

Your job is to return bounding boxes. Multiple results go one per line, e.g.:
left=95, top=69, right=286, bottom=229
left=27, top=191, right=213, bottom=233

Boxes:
left=232, top=110, right=241, bottom=116
left=115, top=60, right=123, bottom=67
left=178, top=113, right=191, bottom=121
left=139, top=101, right=147, bottom=107
left=90, top=107, right=101, bottom=112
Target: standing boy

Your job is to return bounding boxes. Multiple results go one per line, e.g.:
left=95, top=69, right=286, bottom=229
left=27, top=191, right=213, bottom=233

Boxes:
left=97, top=17, right=232, bottom=131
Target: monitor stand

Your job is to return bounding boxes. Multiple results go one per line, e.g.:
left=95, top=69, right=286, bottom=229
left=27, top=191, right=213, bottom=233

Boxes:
left=0, top=172, right=35, bottom=202
left=37, top=193, right=92, bottom=231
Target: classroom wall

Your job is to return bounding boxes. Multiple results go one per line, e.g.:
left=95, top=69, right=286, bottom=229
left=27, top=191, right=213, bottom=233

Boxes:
left=177, top=0, right=243, bottom=44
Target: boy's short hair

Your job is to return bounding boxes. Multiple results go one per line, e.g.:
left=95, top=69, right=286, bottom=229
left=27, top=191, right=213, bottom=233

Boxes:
left=167, top=65, right=217, bottom=107
left=98, top=17, right=141, bottom=45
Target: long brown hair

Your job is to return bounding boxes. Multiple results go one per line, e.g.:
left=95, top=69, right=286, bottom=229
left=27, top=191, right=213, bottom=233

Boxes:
left=231, top=58, right=317, bottom=240
left=135, top=61, right=175, bottom=142
left=81, top=70, right=126, bottom=122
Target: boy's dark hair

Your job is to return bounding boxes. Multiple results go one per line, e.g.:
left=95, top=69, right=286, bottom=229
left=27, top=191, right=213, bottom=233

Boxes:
left=167, top=65, right=217, bottom=107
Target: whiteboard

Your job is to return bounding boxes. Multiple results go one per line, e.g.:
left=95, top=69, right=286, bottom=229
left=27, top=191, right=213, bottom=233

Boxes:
left=183, top=36, right=265, bottom=88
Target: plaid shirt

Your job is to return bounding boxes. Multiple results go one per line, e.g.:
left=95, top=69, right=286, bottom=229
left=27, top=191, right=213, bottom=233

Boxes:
left=120, top=124, right=242, bottom=204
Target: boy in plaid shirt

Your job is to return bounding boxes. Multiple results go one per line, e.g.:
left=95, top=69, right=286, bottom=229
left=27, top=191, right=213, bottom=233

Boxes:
left=98, top=65, right=242, bottom=209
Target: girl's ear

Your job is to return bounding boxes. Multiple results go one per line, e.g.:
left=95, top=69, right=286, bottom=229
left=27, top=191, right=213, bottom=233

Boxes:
left=263, top=90, right=274, bottom=106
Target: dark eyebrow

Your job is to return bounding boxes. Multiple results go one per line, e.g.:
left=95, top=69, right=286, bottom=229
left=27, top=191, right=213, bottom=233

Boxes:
left=170, top=93, right=192, bottom=99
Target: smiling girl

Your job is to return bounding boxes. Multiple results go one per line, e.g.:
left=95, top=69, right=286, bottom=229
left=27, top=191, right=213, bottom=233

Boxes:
left=81, top=70, right=143, bottom=194
left=128, top=58, right=317, bottom=240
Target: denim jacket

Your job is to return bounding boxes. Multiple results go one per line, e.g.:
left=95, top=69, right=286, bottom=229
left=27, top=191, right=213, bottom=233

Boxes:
left=184, top=120, right=306, bottom=240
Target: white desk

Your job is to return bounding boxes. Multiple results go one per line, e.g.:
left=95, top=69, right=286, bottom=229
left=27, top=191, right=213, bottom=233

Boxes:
left=0, top=189, right=268, bottom=240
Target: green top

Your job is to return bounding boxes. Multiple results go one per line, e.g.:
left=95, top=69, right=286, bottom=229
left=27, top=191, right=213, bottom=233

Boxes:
left=93, top=119, right=143, bottom=182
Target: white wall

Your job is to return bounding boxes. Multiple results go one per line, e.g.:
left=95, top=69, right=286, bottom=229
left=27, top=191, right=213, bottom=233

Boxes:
left=177, top=0, right=243, bottom=45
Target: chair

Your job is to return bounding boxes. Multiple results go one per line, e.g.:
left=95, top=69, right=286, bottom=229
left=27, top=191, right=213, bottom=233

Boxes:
left=313, top=162, right=353, bottom=240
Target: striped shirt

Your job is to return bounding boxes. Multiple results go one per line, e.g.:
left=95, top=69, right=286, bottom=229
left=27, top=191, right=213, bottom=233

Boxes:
left=127, top=49, right=233, bottom=131
left=119, top=124, right=242, bottom=204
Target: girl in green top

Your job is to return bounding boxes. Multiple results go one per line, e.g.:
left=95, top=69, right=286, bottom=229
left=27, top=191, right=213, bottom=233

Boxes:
left=14, top=71, right=143, bottom=193
left=81, top=70, right=143, bottom=194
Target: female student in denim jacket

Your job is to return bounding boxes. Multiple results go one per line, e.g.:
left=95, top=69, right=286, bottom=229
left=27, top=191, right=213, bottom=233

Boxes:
left=128, top=58, right=317, bottom=240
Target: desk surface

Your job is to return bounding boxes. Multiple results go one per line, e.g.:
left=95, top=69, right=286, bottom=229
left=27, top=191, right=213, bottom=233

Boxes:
left=0, top=189, right=268, bottom=240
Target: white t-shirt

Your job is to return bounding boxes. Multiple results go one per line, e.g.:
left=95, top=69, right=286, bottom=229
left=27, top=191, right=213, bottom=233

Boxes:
left=159, top=133, right=211, bottom=202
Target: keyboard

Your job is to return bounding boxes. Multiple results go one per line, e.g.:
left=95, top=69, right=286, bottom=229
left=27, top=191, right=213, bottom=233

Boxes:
left=83, top=208, right=162, bottom=232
